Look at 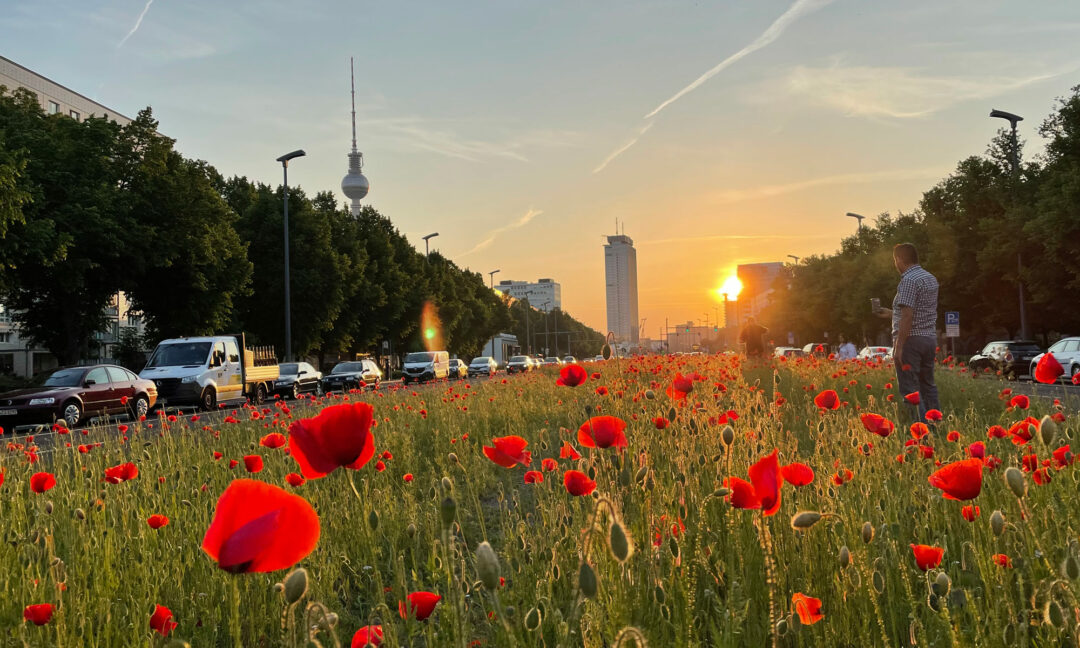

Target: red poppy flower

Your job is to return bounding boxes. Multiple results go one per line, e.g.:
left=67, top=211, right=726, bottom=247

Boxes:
left=201, top=479, right=320, bottom=573
left=23, top=603, right=53, bottom=625
left=260, top=432, right=287, bottom=449
left=910, top=422, right=930, bottom=440
left=523, top=470, right=544, bottom=484
left=287, top=402, right=376, bottom=479
left=285, top=473, right=305, bottom=487
left=563, top=470, right=596, bottom=496
left=928, top=458, right=983, bottom=500
left=243, top=455, right=264, bottom=473
left=813, top=389, right=840, bottom=410
left=104, top=462, right=139, bottom=484
left=925, top=409, right=943, bottom=422
left=987, top=425, right=1007, bottom=439
left=351, top=625, right=384, bottom=647
left=1033, top=467, right=1052, bottom=485
left=213, top=451, right=224, bottom=460
left=961, top=505, right=979, bottom=522
left=1022, top=454, right=1039, bottom=472
left=541, top=457, right=558, bottom=472
left=403, top=473, right=414, bottom=482
left=398, top=591, right=441, bottom=620
left=724, top=476, right=762, bottom=510
left=594, top=386, right=609, bottom=396
left=748, top=449, right=782, bottom=516
left=228, top=459, right=239, bottom=469
left=1008, top=394, right=1030, bottom=410
left=904, top=392, right=920, bottom=405
left=577, top=416, right=628, bottom=450
left=966, top=441, right=986, bottom=459
left=780, top=462, right=814, bottom=487
left=910, top=544, right=944, bottom=571
left=1034, top=353, right=1064, bottom=384
left=653, top=417, right=669, bottom=430
left=1052, top=445, right=1074, bottom=469
left=556, top=364, right=588, bottom=387
left=147, top=514, right=170, bottom=529
left=666, top=373, right=693, bottom=400
left=559, top=441, right=581, bottom=460
left=831, top=469, right=854, bottom=486
left=860, top=413, right=895, bottom=438
left=29, top=472, right=56, bottom=494
left=482, top=435, right=532, bottom=468
left=992, top=553, right=1012, bottom=568
left=150, top=604, right=177, bottom=636
left=791, top=592, right=824, bottom=625
left=947, top=430, right=960, bottom=442
left=1074, top=372, right=1080, bottom=386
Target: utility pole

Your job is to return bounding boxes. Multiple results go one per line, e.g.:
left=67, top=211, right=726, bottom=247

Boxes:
left=990, top=108, right=1027, bottom=340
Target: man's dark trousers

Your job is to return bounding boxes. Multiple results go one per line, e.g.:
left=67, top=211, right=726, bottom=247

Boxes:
left=896, top=335, right=940, bottom=423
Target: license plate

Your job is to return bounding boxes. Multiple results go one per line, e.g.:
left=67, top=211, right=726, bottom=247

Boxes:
left=0, top=409, right=17, bottom=416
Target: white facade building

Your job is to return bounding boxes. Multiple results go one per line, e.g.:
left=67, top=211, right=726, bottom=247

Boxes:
left=496, top=278, right=561, bottom=312
left=604, top=234, right=639, bottom=343
left=1, top=55, right=132, bottom=126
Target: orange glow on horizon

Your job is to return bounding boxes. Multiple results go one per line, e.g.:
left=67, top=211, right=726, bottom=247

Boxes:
left=715, top=275, right=743, bottom=300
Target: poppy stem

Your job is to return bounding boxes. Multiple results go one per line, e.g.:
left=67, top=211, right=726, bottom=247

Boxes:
left=230, top=577, right=243, bottom=647
left=756, top=516, right=780, bottom=648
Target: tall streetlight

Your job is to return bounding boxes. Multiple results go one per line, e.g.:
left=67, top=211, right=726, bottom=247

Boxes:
left=276, top=149, right=306, bottom=362
left=488, top=269, right=500, bottom=290
left=787, top=254, right=800, bottom=264
left=990, top=108, right=1027, bottom=339
left=422, top=232, right=439, bottom=256
left=844, top=212, right=865, bottom=232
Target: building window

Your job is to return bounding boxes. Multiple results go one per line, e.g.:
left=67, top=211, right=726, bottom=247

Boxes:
left=70, top=110, right=80, bottom=121
left=48, top=100, right=60, bottom=114
left=0, top=332, right=11, bottom=343
left=0, top=353, right=13, bottom=375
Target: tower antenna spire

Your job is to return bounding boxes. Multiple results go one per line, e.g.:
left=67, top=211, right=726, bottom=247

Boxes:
left=350, top=57, right=358, bottom=153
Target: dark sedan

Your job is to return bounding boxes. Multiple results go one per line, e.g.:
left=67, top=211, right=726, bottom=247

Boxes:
left=0, top=364, right=157, bottom=430
left=968, top=341, right=1042, bottom=380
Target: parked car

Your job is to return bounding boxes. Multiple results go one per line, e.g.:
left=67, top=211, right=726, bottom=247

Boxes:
left=563, top=356, right=578, bottom=364
left=322, top=359, right=382, bottom=392
left=468, top=356, right=498, bottom=377
left=802, top=343, right=830, bottom=357
left=0, top=364, right=157, bottom=429
left=857, top=346, right=894, bottom=362
left=968, top=341, right=1041, bottom=379
left=273, top=362, right=323, bottom=398
left=1030, top=337, right=1080, bottom=383
left=507, top=355, right=532, bottom=374
left=402, top=351, right=450, bottom=384
left=140, top=334, right=278, bottom=410
left=448, top=358, right=468, bottom=379
left=544, top=357, right=563, bottom=366
left=773, top=346, right=805, bottom=359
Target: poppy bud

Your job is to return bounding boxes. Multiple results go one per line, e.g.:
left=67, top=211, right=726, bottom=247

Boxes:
left=407, top=523, right=417, bottom=538
left=839, top=546, right=851, bottom=568
left=448, top=452, right=459, bottom=465
left=609, top=520, right=632, bottom=563
left=273, top=582, right=285, bottom=593
left=284, top=568, right=308, bottom=604
left=645, top=474, right=655, bottom=491
left=713, top=487, right=731, bottom=498
left=634, top=466, right=648, bottom=484
left=990, top=510, right=1005, bottom=537
left=1062, top=555, right=1079, bottom=580
left=584, top=404, right=594, bottom=416
left=75, top=508, right=86, bottom=521
left=928, top=593, right=942, bottom=612
left=323, top=612, right=338, bottom=629
left=669, top=536, right=680, bottom=559
left=578, top=562, right=597, bottom=598
left=777, top=618, right=790, bottom=635
left=524, top=606, right=542, bottom=631
left=1045, top=600, right=1065, bottom=627
left=791, top=511, right=822, bottom=530
left=1038, top=415, right=1057, bottom=446
left=368, top=510, right=379, bottom=531
left=721, top=426, right=734, bottom=446
left=667, top=407, right=677, bottom=422
left=872, top=570, right=885, bottom=594
left=1005, top=467, right=1027, bottom=498
left=44, top=501, right=53, bottom=515
left=476, top=541, right=501, bottom=590
left=931, top=571, right=950, bottom=597
left=441, top=477, right=453, bottom=492
left=440, top=497, right=456, bottom=527
left=644, top=389, right=655, bottom=400
left=654, top=584, right=666, bottom=604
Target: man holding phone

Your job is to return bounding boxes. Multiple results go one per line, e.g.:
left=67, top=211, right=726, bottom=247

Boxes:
left=875, top=243, right=940, bottom=422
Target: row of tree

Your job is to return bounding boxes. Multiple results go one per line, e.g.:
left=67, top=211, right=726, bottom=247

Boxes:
left=0, top=87, right=603, bottom=366
left=756, top=85, right=1080, bottom=353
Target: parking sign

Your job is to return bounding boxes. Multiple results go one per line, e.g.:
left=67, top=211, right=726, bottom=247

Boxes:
left=945, top=311, right=959, bottom=338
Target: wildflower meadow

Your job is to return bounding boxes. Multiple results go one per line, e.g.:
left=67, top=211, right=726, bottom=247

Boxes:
left=2, top=353, right=1079, bottom=647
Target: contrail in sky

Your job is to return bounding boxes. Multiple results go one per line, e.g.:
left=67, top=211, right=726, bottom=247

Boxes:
left=459, top=208, right=542, bottom=258
left=118, top=0, right=155, bottom=49
left=644, top=0, right=835, bottom=119
left=592, top=123, right=653, bottom=174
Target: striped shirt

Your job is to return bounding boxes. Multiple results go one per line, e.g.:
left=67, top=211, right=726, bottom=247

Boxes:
left=892, top=265, right=938, bottom=339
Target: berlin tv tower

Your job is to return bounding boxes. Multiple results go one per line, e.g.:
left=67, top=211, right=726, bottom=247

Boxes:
left=341, top=57, right=369, bottom=216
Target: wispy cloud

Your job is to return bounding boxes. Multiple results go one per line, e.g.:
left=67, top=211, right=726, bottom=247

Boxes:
left=117, top=0, right=154, bottom=49
left=458, top=208, right=542, bottom=258
left=592, top=122, right=653, bottom=174
left=707, top=167, right=949, bottom=204
left=355, top=117, right=577, bottom=163
left=644, top=0, right=834, bottom=120
left=785, top=64, right=1067, bottom=119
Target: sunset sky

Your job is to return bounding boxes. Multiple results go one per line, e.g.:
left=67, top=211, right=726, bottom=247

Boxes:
left=4, top=0, right=1080, bottom=337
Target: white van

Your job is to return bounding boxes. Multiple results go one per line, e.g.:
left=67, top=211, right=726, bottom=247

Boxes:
left=401, top=351, right=450, bottom=384
left=140, top=334, right=279, bottom=410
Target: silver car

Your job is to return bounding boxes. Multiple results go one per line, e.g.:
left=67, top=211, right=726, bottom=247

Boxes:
left=1030, top=337, right=1080, bottom=382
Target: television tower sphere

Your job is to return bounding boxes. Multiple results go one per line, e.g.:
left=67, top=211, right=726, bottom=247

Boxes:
left=342, top=170, right=369, bottom=200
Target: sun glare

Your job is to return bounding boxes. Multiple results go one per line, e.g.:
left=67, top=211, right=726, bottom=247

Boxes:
left=717, top=275, right=743, bottom=300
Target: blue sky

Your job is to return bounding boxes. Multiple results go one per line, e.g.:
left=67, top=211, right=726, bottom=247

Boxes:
left=3, top=0, right=1079, bottom=336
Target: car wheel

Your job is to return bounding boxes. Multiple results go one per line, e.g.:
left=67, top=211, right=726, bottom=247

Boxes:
left=130, top=395, right=149, bottom=420
left=200, top=388, right=217, bottom=412
left=291, top=382, right=301, bottom=400
left=62, top=400, right=82, bottom=428
left=254, top=383, right=268, bottom=405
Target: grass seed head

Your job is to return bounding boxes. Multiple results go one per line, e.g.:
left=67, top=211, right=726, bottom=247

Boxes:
left=476, top=541, right=501, bottom=590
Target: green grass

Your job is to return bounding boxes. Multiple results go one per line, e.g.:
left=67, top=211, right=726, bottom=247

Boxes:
left=1, top=355, right=1078, bottom=647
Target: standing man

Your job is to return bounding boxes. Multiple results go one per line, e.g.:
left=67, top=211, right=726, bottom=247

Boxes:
left=739, top=316, right=768, bottom=358
left=836, top=335, right=857, bottom=361
left=875, top=243, right=940, bottom=422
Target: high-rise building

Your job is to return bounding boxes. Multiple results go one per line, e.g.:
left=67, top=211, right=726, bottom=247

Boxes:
left=736, top=262, right=784, bottom=320
left=340, top=58, right=369, bottom=216
left=496, top=278, right=561, bottom=312
left=604, top=233, right=639, bottom=343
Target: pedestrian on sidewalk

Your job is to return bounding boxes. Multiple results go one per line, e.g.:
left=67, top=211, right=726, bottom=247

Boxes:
left=836, top=335, right=857, bottom=361
left=875, top=243, right=940, bottom=423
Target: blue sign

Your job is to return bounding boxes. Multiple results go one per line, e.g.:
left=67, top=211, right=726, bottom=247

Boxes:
left=945, top=312, right=959, bottom=325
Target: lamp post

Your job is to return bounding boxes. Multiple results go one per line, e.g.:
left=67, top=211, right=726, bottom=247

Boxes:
left=990, top=108, right=1027, bottom=340
left=844, top=212, right=864, bottom=232
left=422, top=232, right=439, bottom=256
left=787, top=254, right=800, bottom=264
left=276, top=149, right=306, bottom=362
left=488, top=269, right=500, bottom=290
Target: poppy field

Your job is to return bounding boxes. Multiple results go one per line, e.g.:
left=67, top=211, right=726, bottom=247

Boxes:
left=2, top=353, right=1079, bottom=647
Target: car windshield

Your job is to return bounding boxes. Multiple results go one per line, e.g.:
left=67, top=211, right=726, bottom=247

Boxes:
left=279, top=363, right=298, bottom=375
left=1009, top=344, right=1042, bottom=354
left=510, top=356, right=528, bottom=362
left=146, top=342, right=211, bottom=368
left=471, top=357, right=491, bottom=365
left=405, top=352, right=436, bottom=364
left=40, top=367, right=86, bottom=387
left=332, top=362, right=363, bottom=373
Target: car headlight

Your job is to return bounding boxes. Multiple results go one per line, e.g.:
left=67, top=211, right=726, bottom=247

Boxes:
left=181, top=376, right=198, bottom=383
left=29, top=397, right=56, bottom=406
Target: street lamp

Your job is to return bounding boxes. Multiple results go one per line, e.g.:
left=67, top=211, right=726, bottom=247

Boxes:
left=422, top=232, right=439, bottom=256
left=276, top=149, right=306, bottom=362
left=787, top=254, right=800, bottom=264
left=844, top=212, right=865, bottom=231
left=990, top=108, right=1027, bottom=339
left=488, top=269, right=500, bottom=290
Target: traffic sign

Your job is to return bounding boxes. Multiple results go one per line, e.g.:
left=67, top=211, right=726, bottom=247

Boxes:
left=945, top=311, right=959, bottom=338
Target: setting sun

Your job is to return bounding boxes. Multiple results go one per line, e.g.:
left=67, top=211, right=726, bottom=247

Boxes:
left=716, top=275, right=743, bottom=300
